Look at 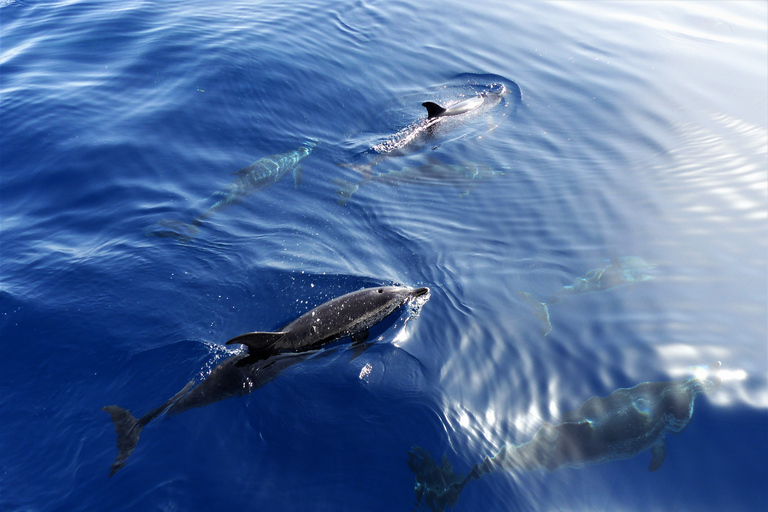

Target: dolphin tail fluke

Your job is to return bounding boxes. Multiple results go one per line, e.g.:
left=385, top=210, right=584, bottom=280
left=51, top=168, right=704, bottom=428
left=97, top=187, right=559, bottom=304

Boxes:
left=332, top=178, right=360, bottom=206
left=517, top=291, right=552, bottom=336
left=408, top=446, right=470, bottom=511
left=103, top=405, right=143, bottom=477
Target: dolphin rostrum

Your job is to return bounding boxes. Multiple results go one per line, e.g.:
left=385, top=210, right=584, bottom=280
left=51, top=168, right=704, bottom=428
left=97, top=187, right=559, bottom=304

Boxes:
left=519, top=256, right=656, bottom=336
left=408, top=364, right=720, bottom=511
left=104, top=285, right=430, bottom=476
left=147, top=139, right=317, bottom=241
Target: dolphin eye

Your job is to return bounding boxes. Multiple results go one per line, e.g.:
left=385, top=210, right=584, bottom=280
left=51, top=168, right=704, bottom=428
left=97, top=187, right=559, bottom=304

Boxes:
left=378, top=289, right=383, bottom=293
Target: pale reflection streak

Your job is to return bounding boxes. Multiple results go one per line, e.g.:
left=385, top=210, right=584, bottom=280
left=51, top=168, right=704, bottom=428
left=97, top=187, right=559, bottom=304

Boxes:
left=656, top=343, right=762, bottom=407
left=391, top=290, right=431, bottom=348
left=652, top=112, right=766, bottom=224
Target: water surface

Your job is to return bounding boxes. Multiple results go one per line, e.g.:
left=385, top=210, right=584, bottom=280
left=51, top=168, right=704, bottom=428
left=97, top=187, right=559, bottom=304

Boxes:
left=1, top=1, right=766, bottom=511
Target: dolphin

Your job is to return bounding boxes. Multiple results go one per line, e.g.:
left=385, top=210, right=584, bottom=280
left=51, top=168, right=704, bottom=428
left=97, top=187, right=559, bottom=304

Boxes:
left=409, top=364, right=721, bottom=511
left=341, top=84, right=513, bottom=178
left=147, top=139, right=317, bottom=241
left=226, top=285, right=431, bottom=364
left=103, top=285, right=430, bottom=476
left=333, top=157, right=509, bottom=205
left=519, top=257, right=656, bottom=336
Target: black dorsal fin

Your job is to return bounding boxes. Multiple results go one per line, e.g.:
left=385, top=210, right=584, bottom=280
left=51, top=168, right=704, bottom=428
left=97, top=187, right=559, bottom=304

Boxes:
left=232, top=164, right=252, bottom=177
left=422, top=101, right=447, bottom=119
left=225, top=331, right=287, bottom=359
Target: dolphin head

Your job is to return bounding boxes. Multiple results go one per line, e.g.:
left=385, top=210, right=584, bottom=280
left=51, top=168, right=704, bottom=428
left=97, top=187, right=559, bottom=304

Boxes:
left=490, top=83, right=509, bottom=97
left=368, top=285, right=430, bottom=314
left=338, top=285, right=430, bottom=337
left=301, top=138, right=319, bottom=153
left=372, top=285, right=430, bottom=307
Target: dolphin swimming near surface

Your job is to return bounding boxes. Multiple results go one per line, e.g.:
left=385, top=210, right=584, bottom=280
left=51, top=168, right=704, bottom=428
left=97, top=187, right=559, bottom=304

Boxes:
left=519, top=256, right=656, bottom=336
left=408, top=363, right=721, bottom=511
left=341, top=83, right=515, bottom=178
left=226, top=285, right=431, bottom=364
left=147, top=139, right=317, bottom=241
left=103, top=285, right=430, bottom=476
left=333, top=157, right=510, bottom=205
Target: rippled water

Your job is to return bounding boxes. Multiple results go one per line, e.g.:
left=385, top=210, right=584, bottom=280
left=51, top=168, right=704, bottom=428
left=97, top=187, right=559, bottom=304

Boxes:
left=1, top=1, right=766, bottom=511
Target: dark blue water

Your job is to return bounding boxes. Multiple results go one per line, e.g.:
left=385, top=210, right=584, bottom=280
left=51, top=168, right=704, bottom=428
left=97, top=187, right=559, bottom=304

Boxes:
left=2, top=1, right=766, bottom=511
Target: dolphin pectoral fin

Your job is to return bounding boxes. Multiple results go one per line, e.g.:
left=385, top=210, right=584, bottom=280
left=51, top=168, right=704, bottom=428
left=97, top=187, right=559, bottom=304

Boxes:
left=649, top=440, right=666, bottom=472
left=351, top=329, right=369, bottom=344
left=293, top=164, right=303, bottom=189
left=517, top=291, right=552, bottom=337
left=226, top=331, right=287, bottom=352
left=347, top=341, right=372, bottom=362
left=422, top=101, right=447, bottom=119
left=332, top=177, right=360, bottom=206
left=103, top=405, right=142, bottom=477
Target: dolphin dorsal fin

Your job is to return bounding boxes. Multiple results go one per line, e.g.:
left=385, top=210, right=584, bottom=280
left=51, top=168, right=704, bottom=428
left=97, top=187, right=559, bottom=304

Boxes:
left=225, top=331, right=287, bottom=359
left=232, top=164, right=253, bottom=177
left=422, top=102, right=447, bottom=119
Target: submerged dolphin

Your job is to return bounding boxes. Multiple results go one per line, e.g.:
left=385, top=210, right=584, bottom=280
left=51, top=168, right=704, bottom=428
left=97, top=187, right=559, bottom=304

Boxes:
left=333, top=157, right=509, bottom=205
left=519, top=256, right=656, bottom=336
left=341, top=84, right=513, bottom=178
left=104, top=285, right=430, bottom=476
left=147, top=139, right=317, bottom=241
left=409, top=364, right=721, bottom=511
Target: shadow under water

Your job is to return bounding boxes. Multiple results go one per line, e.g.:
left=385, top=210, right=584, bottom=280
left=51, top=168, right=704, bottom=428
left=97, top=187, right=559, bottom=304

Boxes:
left=408, top=363, right=721, bottom=512
left=334, top=157, right=510, bottom=205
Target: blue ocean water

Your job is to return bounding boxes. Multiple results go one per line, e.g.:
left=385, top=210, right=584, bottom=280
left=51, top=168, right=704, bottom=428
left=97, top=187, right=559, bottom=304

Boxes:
left=1, top=0, right=766, bottom=510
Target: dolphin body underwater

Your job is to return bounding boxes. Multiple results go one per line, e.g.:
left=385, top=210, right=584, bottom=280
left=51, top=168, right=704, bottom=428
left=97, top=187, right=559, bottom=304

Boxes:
left=333, top=157, right=510, bottom=205
left=147, top=139, right=317, bottom=241
left=519, top=256, right=656, bottom=336
left=104, top=285, right=430, bottom=476
left=408, top=365, right=721, bottom=512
